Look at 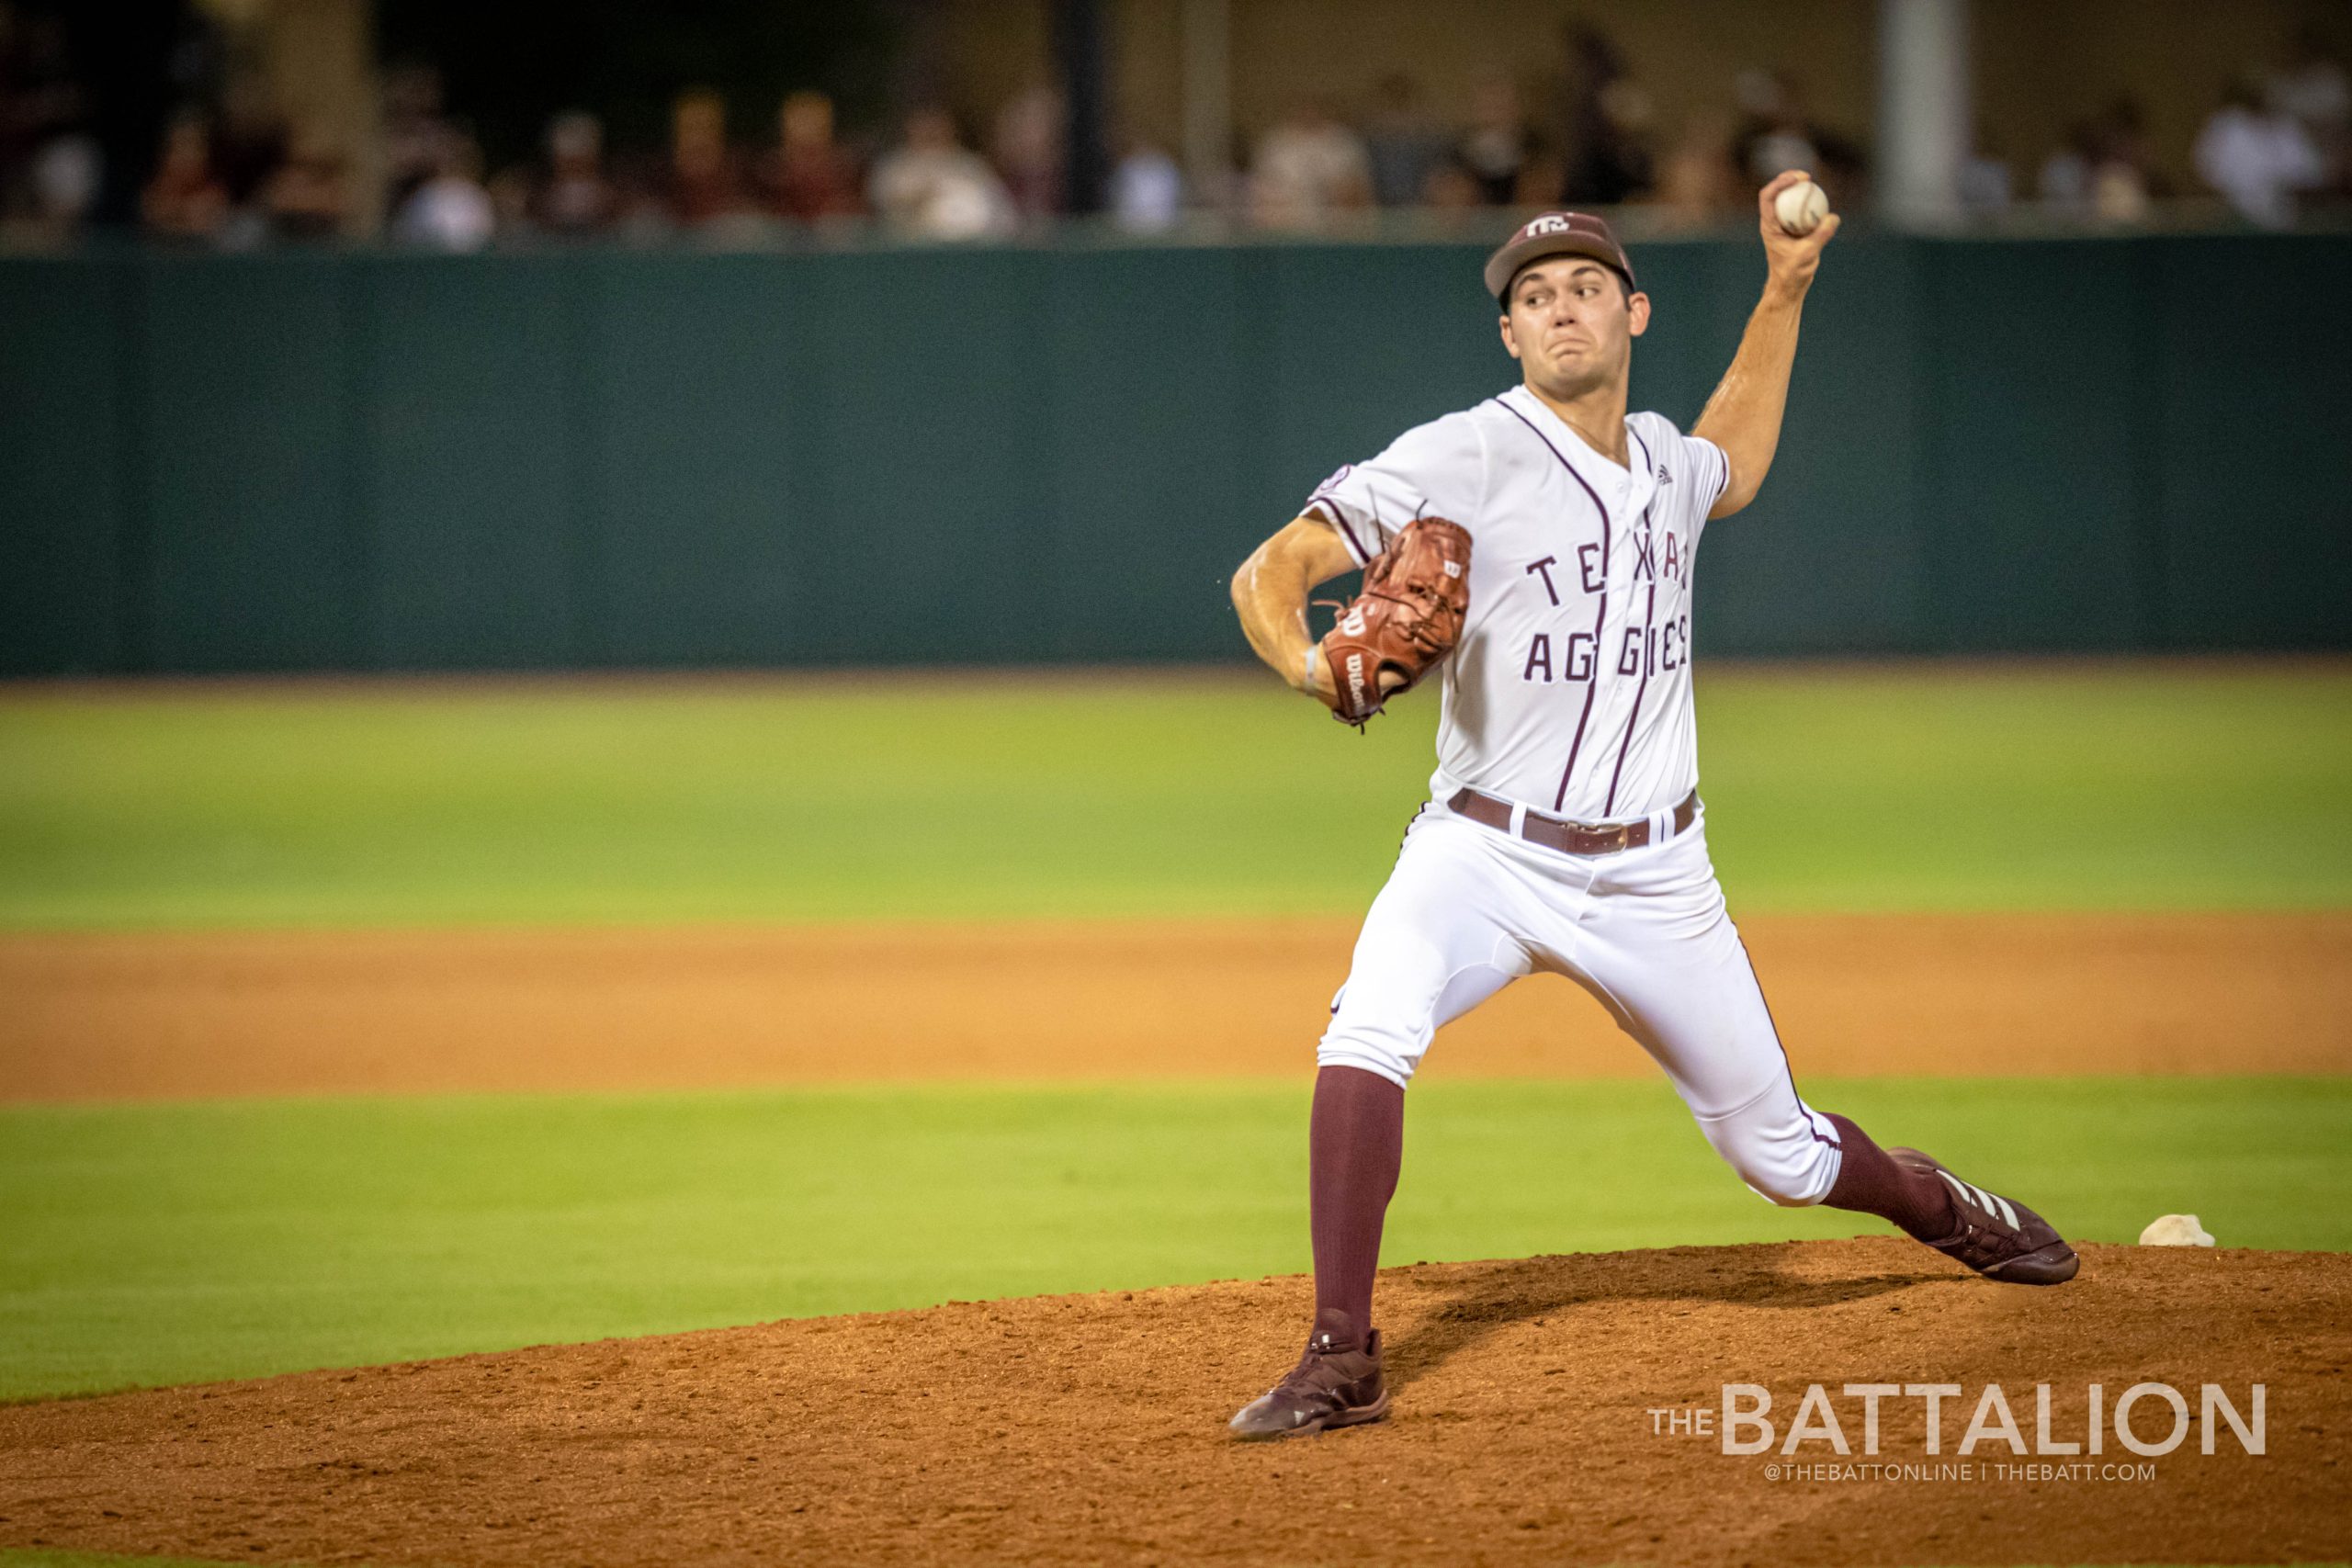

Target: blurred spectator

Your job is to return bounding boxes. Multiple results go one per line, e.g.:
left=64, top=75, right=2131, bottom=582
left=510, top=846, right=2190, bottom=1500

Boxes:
left=535, top=111, right=617, bottom=235
left=2037, top=119, right=2098, bottom=212
left=0, top=6, right=76, bottom=125
left=141, top=113, right=228, bottom=240
left=2266, top=25, right=2348, bottom=195
left=1734, top=69, right=1816, bottom=181
left=760, top=90, right=861, bottom=222
left=2093, top=98, right=2162, bottom=219
left=1109, top=132, right=1182, bottom=231
left=2031, top=107, right=2154, bottom=221
left=868, top=105, right=1015, bottom=239
left=992, top=83, right=1064, bottom=218
left=210, top=73, right=288, bottom=228
left=2041, top=98, right=2159, bottom=222
left=1183, top=127, right=1245, bottom=213
left=663, top=89, right=752, bottom=227
left=1735, top=68, right=1867, bottom=198
left=1959, top=119, right=2013, bottom=216
left=260, top=129, right=345, bottom=242
left=1556, top=26, right=1654, bottom=204
left=1363, top=73, right=1446, bottom=208
left=0, top=6, right=85, bottom=212
left=2, top=129, right=97, bottom=246
left=1655, top=113, right=1737, bottom=223
left=2266, top=24, right=2350, bottom=138
left=1958, top=156, right=2011, bottom=216
left=2089, top=163, right=2153, bottom=222
left=392, top=126, right=493, bottom=250
left=488, top=163, right=535, bottom=240
left=1423, top=157, right=1482, bottom=210
left=380, top=62, right=451, bottom=215
left=1455, top=77, right=1543, bottom=205
left=1415, top=156, right=1490, bottom=232
left=2195, top=79, right=2324, bottom=228
left=1250, top=96, right=1372, bottom=226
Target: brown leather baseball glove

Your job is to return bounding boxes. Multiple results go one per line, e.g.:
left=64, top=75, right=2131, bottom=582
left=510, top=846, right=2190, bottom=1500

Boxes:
left=1317, top=517, right=1472, bottom=727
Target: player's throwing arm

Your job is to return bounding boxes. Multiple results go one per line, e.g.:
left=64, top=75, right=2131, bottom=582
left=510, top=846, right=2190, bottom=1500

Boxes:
left=1690, top=171, right=1840, bottom=517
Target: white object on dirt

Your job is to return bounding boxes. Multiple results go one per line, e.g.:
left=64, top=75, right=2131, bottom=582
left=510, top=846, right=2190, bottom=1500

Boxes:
left=2139, top=1213, right=2216, bottom=1247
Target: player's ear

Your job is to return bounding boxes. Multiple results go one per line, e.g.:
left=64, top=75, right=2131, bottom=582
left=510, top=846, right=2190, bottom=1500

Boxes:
left=1498, top=311, right=1521, bottom=361
left=1626, top=290, right=1652, bottom=339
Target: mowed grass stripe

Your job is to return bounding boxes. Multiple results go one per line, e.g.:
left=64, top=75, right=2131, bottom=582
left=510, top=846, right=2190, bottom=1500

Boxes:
left=0, top=662, right=2347, bottom=930
left=2, top=1077, right=2344, bottom=1402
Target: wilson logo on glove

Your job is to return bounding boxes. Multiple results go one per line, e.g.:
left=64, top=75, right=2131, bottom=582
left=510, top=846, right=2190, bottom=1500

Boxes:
left=1317, top=517, right=1473, bottom=728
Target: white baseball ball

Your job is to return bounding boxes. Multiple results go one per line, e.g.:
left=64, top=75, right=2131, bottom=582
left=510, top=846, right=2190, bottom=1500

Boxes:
left=2138, top=1213, right=2216, bottom=1247
left=1774, top=179, right=1829, bottom=236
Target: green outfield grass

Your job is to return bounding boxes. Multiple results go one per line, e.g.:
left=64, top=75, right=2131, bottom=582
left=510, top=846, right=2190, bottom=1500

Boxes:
left=0, top=662, right=2346, bottom=930
left=2, top=1076, right=2345, bottom=1403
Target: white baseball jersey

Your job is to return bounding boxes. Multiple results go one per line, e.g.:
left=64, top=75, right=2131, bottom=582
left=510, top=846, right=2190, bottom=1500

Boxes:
left=1305, top=385, right=1730, bottom=825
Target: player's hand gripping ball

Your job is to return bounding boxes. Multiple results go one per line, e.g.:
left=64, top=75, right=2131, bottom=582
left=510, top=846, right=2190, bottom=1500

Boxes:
left=1773, top=178, right=1830, bottom=235
left=1317, top=517, right=1472, bottom=728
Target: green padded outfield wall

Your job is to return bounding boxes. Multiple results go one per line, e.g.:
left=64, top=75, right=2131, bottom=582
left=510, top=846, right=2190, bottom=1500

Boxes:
left=2, top=232, right=2346, bottom=676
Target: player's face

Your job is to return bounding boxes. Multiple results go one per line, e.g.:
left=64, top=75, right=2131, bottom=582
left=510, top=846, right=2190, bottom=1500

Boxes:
left=1499, top=260, right=1649, bottom=399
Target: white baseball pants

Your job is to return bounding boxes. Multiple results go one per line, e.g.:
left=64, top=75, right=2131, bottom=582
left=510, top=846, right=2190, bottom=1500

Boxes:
left=1317, top=797, right=1844, bottom=1206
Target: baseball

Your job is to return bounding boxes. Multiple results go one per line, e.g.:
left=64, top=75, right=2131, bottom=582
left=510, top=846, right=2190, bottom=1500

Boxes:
left=1774, top=179, right=1830, bottom=236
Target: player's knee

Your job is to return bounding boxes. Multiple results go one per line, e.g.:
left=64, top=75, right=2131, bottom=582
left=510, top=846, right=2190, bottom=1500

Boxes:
left=1699, top=1104, right=1838, bottom=1207
left=1710, top=1137, right=1813, bottom=1205
left=1744, top=1160, right=1826, bottom=1208
left=1315, top=1027, right=1419, bottom=1089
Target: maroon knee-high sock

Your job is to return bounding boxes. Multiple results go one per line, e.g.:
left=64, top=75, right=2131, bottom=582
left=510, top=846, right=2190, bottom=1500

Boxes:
left=1821, top=1112, right=1958, bottom=1241
left=1309, top=1065, right=1406, bottom=1347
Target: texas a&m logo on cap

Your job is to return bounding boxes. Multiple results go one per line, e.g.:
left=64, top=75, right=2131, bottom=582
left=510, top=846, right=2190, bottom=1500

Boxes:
left=1486, top=209, right=1634, bottom=299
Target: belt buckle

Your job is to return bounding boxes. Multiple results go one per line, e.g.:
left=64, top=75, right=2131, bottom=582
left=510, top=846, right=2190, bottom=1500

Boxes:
left=1526, top=804, right=1631, bottom=856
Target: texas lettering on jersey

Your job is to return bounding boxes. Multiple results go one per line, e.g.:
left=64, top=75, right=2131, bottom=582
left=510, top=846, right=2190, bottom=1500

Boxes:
left=1520, top=516, right=1691, bottom=683
left=1304, top=385, right=1729, bottom=823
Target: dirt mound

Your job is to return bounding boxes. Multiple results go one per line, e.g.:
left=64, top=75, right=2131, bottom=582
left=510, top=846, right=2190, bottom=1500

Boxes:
left=2, top=1240, right=2346, bottom=1566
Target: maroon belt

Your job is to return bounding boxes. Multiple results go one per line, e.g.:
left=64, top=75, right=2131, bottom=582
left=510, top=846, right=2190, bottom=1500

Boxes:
left=1445, top=786, right=1699, bottom=857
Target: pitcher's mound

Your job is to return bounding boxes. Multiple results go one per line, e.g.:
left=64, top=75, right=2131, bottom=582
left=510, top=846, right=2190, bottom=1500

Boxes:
left=2, top=1238, right=2346, bottom=1566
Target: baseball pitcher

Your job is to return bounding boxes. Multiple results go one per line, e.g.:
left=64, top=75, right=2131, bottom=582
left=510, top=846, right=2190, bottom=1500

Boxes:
left=1226, top=175, right=2078, bottom=1442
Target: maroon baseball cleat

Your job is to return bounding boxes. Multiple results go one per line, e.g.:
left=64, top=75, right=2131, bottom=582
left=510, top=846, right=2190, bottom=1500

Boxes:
left=1891, top=1147, right=2080, bottom=1285
left=1228, top=1318, right=1390, bottom=1440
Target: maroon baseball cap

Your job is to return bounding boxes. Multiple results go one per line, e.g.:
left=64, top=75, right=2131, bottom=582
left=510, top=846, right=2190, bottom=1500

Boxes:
left=1484, top=211, right=1635, bottom=304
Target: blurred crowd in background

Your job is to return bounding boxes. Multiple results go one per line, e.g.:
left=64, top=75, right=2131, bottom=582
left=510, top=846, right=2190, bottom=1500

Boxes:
left=3, top=8, right=2348, bottom=251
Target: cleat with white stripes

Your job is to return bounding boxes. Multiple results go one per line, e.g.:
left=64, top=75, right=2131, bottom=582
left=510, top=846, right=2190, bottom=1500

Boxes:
left=1889, top=1148, right=2080, bottom=1286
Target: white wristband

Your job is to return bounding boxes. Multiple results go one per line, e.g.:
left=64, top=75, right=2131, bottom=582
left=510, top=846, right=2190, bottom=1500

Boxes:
left=1303, top=647, right=1319, bottom=691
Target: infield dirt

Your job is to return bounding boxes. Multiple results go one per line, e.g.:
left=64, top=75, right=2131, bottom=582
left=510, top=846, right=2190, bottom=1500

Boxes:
left=0, top=1239, right=2343, bottom=1567
left=5, top=911, right=2348, bottom=1100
